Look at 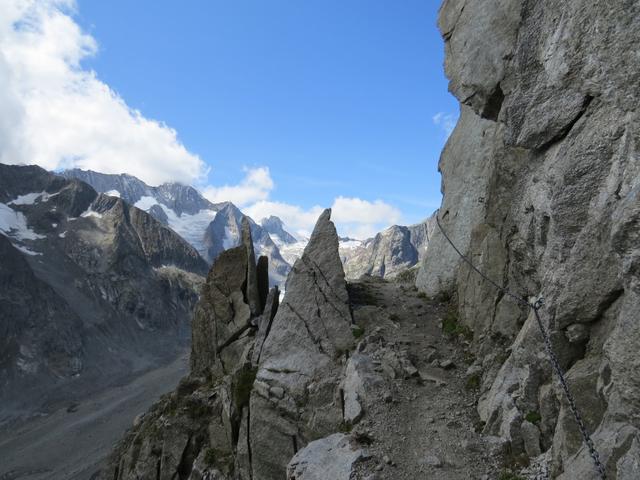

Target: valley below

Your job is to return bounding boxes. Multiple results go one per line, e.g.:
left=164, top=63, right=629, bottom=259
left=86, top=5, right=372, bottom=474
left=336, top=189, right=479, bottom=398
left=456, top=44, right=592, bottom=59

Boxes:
left=0, top=349, right=189, bottom=480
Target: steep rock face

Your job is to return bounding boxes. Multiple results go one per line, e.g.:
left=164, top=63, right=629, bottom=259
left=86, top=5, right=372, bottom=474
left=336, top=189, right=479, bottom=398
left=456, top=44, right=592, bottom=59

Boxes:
left=0, top=234, right=83, bottom=385
left=204, top=202, right=291, bottom=285
left=62, top=169, right=223, bottom=257
left=417, top=1, right=640, bottom=477
left=342, top=217, right=435, bottom=279
left=261, top=215, right=298, bottom=244
left=249, top=209, right=354, bottom=479
left=0, top=165, right=206, bottom=417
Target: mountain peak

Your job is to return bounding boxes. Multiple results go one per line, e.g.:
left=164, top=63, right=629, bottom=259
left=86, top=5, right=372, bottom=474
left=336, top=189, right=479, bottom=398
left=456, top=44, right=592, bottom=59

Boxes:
left=260, top=215, right=297, bottom=245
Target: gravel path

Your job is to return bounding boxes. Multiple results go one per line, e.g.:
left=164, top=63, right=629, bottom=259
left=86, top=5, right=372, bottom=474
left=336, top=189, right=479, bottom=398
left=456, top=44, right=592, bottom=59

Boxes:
left=348, top=276, right=504, bottom=480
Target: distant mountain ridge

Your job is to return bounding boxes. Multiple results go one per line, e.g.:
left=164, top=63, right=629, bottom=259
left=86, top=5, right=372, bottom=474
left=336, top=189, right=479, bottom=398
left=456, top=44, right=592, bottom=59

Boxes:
left=62, top=169, right=434, bottom=283
left=0, top=164, right=206, bottom=417
left=62, top=169, right=295, bottom=285
left=61, top=169, right=224, bottom=215
left=341, top=217, right=436, bottom=279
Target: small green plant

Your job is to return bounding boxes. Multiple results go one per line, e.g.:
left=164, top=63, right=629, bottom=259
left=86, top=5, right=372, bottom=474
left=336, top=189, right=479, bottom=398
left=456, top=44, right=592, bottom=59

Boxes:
left=525, top=411, right=542, bottom=424
left=184, top=397, right=213, bottom=420
left=233, top=367, right=258, bottom=411
left=465, top=373, right=481, bottom=391
left=351, top=325, right=365, bottom=339
left=394, top=267, right=418, bottom=284
left=433, top=290, right=452, bottom=303
left=416, top=291, right=428, bottom=300
left=338, top=421, right=353, bottom=433
left=204, top=448, right=217, bottom=467
left=442, top=308, right=473, bottom=341
left=498, top=471, right=526, bottom=480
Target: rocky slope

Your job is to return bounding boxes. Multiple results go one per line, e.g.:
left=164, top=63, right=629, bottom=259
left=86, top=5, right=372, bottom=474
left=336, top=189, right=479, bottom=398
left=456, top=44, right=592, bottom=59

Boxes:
left=416, top=1, right=640, bottom=478
left=342, top=217, right=435, bottom=280
left=0, top=165, right=206, bottom=419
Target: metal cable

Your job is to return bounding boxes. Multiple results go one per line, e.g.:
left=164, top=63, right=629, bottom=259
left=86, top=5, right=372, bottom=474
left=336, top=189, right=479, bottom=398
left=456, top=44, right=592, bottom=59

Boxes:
left=434, top=210, right=606, bottom=479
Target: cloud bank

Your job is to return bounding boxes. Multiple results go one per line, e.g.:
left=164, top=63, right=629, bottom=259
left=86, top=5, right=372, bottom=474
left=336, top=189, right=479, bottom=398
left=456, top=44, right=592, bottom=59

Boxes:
left=0, top=0, right=206, bottom=186
left=230, top=168, right=402, bottom=239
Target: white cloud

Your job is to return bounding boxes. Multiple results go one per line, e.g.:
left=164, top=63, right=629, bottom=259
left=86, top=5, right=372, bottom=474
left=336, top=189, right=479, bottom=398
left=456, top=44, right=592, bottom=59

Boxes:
left=202, top=167, right=274, bottom=207
left=243, top=200, right=325, bottom=238
left=432, top=111, right=458, bottom=138
left=0, top=0, right=206, bottom=186
left=243, top=194, right=402, bottom=240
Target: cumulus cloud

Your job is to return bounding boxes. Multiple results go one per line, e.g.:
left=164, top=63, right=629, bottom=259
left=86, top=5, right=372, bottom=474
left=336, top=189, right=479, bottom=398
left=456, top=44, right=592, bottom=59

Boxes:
left=0, top=0, right=205, bottom=186
left=243, top=190, right=402, bottom=240
left=202, top=167, right=274, bottom=207
left=432, top=111, right=458, bottom=138
left=243, top=200, right=325, bottom=238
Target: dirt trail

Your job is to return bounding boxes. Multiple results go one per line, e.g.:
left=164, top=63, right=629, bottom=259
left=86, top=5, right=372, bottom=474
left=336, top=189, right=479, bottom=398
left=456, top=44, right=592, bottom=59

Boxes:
left=348, top=276, right=504, bottom=480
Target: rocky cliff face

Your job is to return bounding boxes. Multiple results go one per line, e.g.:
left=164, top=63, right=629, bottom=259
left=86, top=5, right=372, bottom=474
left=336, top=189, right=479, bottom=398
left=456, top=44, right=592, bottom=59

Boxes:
left=0, top=165, right=206, bottom=418
left=342, top=217, right=435, bottom=280
left=417, top=1, right=640, bottom=478
left=204, top=203, right=292, bottom=285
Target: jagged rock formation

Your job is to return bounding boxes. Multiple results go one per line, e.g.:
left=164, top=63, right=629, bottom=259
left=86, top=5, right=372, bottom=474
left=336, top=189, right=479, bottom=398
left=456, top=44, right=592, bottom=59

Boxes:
left=62, top=168, right=222, bottom=216
left=417, top=1, right=640, bottom=478
left=100, top=210, right=366, bottom=480
left=342, top=217, right=435, bottom=280
left=204, top=202, right=292, bottom=285
left=100, top=217, right=278, bottom=480
left=0, top=164, right=206, bottom=418
left=248, top=209, right=354, bottom=478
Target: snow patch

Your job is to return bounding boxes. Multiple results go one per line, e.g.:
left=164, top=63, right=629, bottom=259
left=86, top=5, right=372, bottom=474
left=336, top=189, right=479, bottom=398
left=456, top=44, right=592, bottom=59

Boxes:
left=9, top=191, right=59, bottom=205
left=339, top=239, right=363, bottom=250
left=0, top=203, right=45, bottom=241
left=134, top=196, right=159, bottom=211
left=134, top=196, right=216, bottom=256
left=279, top=240, right=308, bottom=266
left=105, top=189, right=121, bottom=198
left=81, top=209, right=103, bottom=219
left=59, top=231, right=67, bottom=238
left=13, top=244, right=42, bottom=256
left=223, top=226, right=237, bottom=250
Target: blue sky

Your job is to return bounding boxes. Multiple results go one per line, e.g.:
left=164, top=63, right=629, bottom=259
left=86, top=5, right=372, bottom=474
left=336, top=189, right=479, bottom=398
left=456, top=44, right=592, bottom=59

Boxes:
left=0, top=0, right=458, bottom=238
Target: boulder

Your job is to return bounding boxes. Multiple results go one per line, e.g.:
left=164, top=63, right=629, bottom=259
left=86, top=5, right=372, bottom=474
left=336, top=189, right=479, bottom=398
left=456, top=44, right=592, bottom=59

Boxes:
left=286, top=433, right=367, bottom=480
